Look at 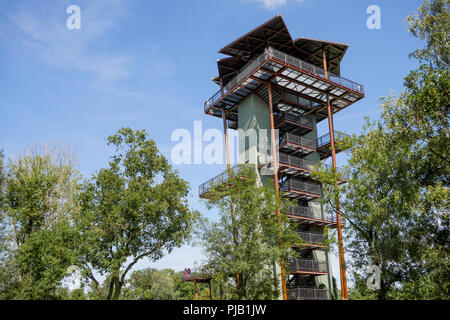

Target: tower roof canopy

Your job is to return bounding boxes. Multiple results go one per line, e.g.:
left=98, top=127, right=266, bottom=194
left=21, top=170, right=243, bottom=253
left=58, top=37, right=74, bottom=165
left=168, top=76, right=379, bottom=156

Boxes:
left=218, top=15, right=293, bottom=59
left=215, top=15, right=349, bottom=85
left=293, top=37, right=348, bottom=77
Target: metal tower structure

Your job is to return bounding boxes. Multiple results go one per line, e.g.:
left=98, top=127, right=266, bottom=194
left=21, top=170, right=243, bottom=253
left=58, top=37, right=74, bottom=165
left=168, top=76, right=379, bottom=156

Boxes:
left=199, top=15, right=365, bottom=300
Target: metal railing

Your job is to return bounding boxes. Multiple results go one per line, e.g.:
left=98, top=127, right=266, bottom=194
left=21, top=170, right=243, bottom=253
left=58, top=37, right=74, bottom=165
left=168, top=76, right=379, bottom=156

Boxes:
left=285, top=206, right=346, bottom=225
left=180, top=270, right=212, bottom=281
left=204, top=51, right=267, bottom=111
left=204, top=47, right=365, bottom=112
left=268, top=47, right=365, bottom=95
left=280, top=132, right=317, bottom=150
left=275, top=112, right=314, bottom=128
left=296, top=231, right=325, bottom=246
left=198, top=164, right=256, bottom=197
left=289, top=258, right=329, bottom=273
left=280, top=179, right=321, bottom=196
left=198, top=164, right=240, bottom=196
left=287, top=288, right=331, bottom=300
left=317, top=131, right=350, bottom=148
left=277, top=153, right=349, bottom=181
left=278, top=153, right=318, bottom=172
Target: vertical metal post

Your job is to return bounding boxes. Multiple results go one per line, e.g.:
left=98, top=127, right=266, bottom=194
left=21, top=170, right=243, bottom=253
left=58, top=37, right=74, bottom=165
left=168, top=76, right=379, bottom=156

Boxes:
left=222, top=108, right=232, bottom=176
left=208, top=281, right=213, bottom=300
left=222, top=107, right=240, bottom=290
left=323, top=49, right=348, bottom=300
left=268, top=82, right=288, bottom=301
left=194, top=279, right=198, bottom=300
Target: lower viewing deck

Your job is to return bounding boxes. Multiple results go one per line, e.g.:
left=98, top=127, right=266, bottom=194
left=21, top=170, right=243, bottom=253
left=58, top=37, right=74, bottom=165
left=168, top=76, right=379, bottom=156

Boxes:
left=285, top=205, right=345, bottom=228
left=280, top=178, right=321, bottom=200
left=287, top=288, right=331, bottom=300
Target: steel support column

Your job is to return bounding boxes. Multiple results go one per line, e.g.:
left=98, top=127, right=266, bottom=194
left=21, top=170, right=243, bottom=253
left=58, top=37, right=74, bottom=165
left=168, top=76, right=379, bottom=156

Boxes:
left=268, top=82, right=288, bottom=300
left=222, top=107, right=241, bottom=290
left=222, top=108, right=232, bottom=176
left=194, top=279, right=198, bottom=300
left=323, top=49, right=348, bottom=300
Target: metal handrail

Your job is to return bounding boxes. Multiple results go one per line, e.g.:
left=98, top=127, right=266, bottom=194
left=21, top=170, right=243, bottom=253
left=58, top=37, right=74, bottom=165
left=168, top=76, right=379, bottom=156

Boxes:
left=296, top=231, right=325, bottom=245
left=286, top=206, right=346, bottom=226
left=280, top=132, right=317, bottom=150
left=198, top=164, right=255, bottom=197
left=204, top=51, right=267, bottom=111
left=204, top=47, right=365, bottom=112
left=275, top=153, right=349, bottom=181
left=287, top=287, right=330, bottom=300
left=278, top=153, right=318, bottom=171
left=268, top=47, right=365, bottom=95
left=289, top=258, right=329, bottom=273
left=180, top=271, right=212, bottom=281
left=317, top=131, right=350, bottom=148
left=280, top=178, right=321, bottom=196
left=275, top=112, right=313, bottom=128
left=198, top=164, right=239, bottom=196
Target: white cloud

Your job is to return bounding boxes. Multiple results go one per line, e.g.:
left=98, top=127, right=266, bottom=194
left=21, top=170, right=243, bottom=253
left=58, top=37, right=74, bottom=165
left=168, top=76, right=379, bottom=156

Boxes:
left=244, top=0, right=304, bottom=10
left=6, top=0, right=129, bottom=83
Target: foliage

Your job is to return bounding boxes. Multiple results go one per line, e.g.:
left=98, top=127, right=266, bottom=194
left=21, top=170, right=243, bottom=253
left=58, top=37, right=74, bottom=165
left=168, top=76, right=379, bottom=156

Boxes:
left=313, top=0, right=449, bottom=300
left=0, top=146, right=81, bottom=299
left=406, top=0, right=449, bottom=68
left=198, top=165, right=299, bottom=300
left=75, top=127, right=199, bottom=300
left=122, top=268, right=175, bottom=300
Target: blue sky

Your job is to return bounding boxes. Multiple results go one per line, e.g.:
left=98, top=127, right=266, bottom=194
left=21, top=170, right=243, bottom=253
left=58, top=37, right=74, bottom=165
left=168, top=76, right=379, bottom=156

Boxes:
left=0, top=0, right=425, bottom=285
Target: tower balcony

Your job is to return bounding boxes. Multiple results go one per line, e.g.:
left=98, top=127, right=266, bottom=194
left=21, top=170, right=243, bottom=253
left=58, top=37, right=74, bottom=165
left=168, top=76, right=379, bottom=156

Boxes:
left=287, top=287, right=331, bottom=300
left=285, top=205, right=346, bottom=228
left=198, top=164, right=241, bottom=198
left=278, top=153, right=318, bottom=178
left=280, top=178, right=321, bottom=200
left=180, top=271, right=212, bottom=282
left=260, top=153, right=349, bottom=183
left=289, top=258, right=328, bottom=275
left=316, top=131, right=351, bottom=160
left=294, top=231, right=325, bottom=249
left=279, top=133, right=316, bottom=156
left=204, top=47, right=364, bottom=123
left=274, top=111, right=314, bottom=135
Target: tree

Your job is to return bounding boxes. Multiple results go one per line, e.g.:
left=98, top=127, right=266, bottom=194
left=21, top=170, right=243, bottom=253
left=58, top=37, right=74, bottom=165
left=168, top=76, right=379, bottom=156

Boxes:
left=198, top=165, right=299, bottom=300
left=1, top=145, right=81, bottom=299
left=75, top=128, right=199, bottom=300
left=406, top=0, right=449, bottom=68
left=122, top=268, right=176, bottom=300
left=313, top=0, right=449, bottom=300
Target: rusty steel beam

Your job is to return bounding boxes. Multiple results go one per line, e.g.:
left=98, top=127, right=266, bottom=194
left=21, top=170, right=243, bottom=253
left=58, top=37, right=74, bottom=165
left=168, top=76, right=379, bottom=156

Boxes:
left=323, top=49, right=348, bottom=300
left=268, top=82, right=288, bottom=301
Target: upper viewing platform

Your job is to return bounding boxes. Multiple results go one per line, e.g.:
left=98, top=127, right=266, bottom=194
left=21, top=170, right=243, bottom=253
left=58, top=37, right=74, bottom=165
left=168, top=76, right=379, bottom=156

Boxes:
left=205, top=15, right=365, bottom=123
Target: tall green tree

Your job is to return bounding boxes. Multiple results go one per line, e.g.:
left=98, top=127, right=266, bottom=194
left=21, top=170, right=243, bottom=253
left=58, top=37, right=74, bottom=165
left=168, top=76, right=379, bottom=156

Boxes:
left=1, top=146, right=81, bottom=299
left=75, top=128, right=199, bottom=300
left=407, top=0, right=449, bottom=68
left=198, top=165, right=299, bottom=300
left=314, top=0, right=449, bottom=300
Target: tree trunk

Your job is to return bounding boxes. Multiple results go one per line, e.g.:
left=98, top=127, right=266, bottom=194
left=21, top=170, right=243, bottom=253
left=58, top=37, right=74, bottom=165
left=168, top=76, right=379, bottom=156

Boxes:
left=113, top=277, right=122, bottom=300
left=106, top=278, right=115, bottom=300
left=378, top=280, right=387, bottom=300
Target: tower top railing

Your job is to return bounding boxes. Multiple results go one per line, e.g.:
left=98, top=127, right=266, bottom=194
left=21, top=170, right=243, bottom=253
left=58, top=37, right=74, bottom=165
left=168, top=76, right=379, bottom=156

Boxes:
left=268, top=47, right=365, bottom=95
left=204, top=47, right=365, bottom=111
